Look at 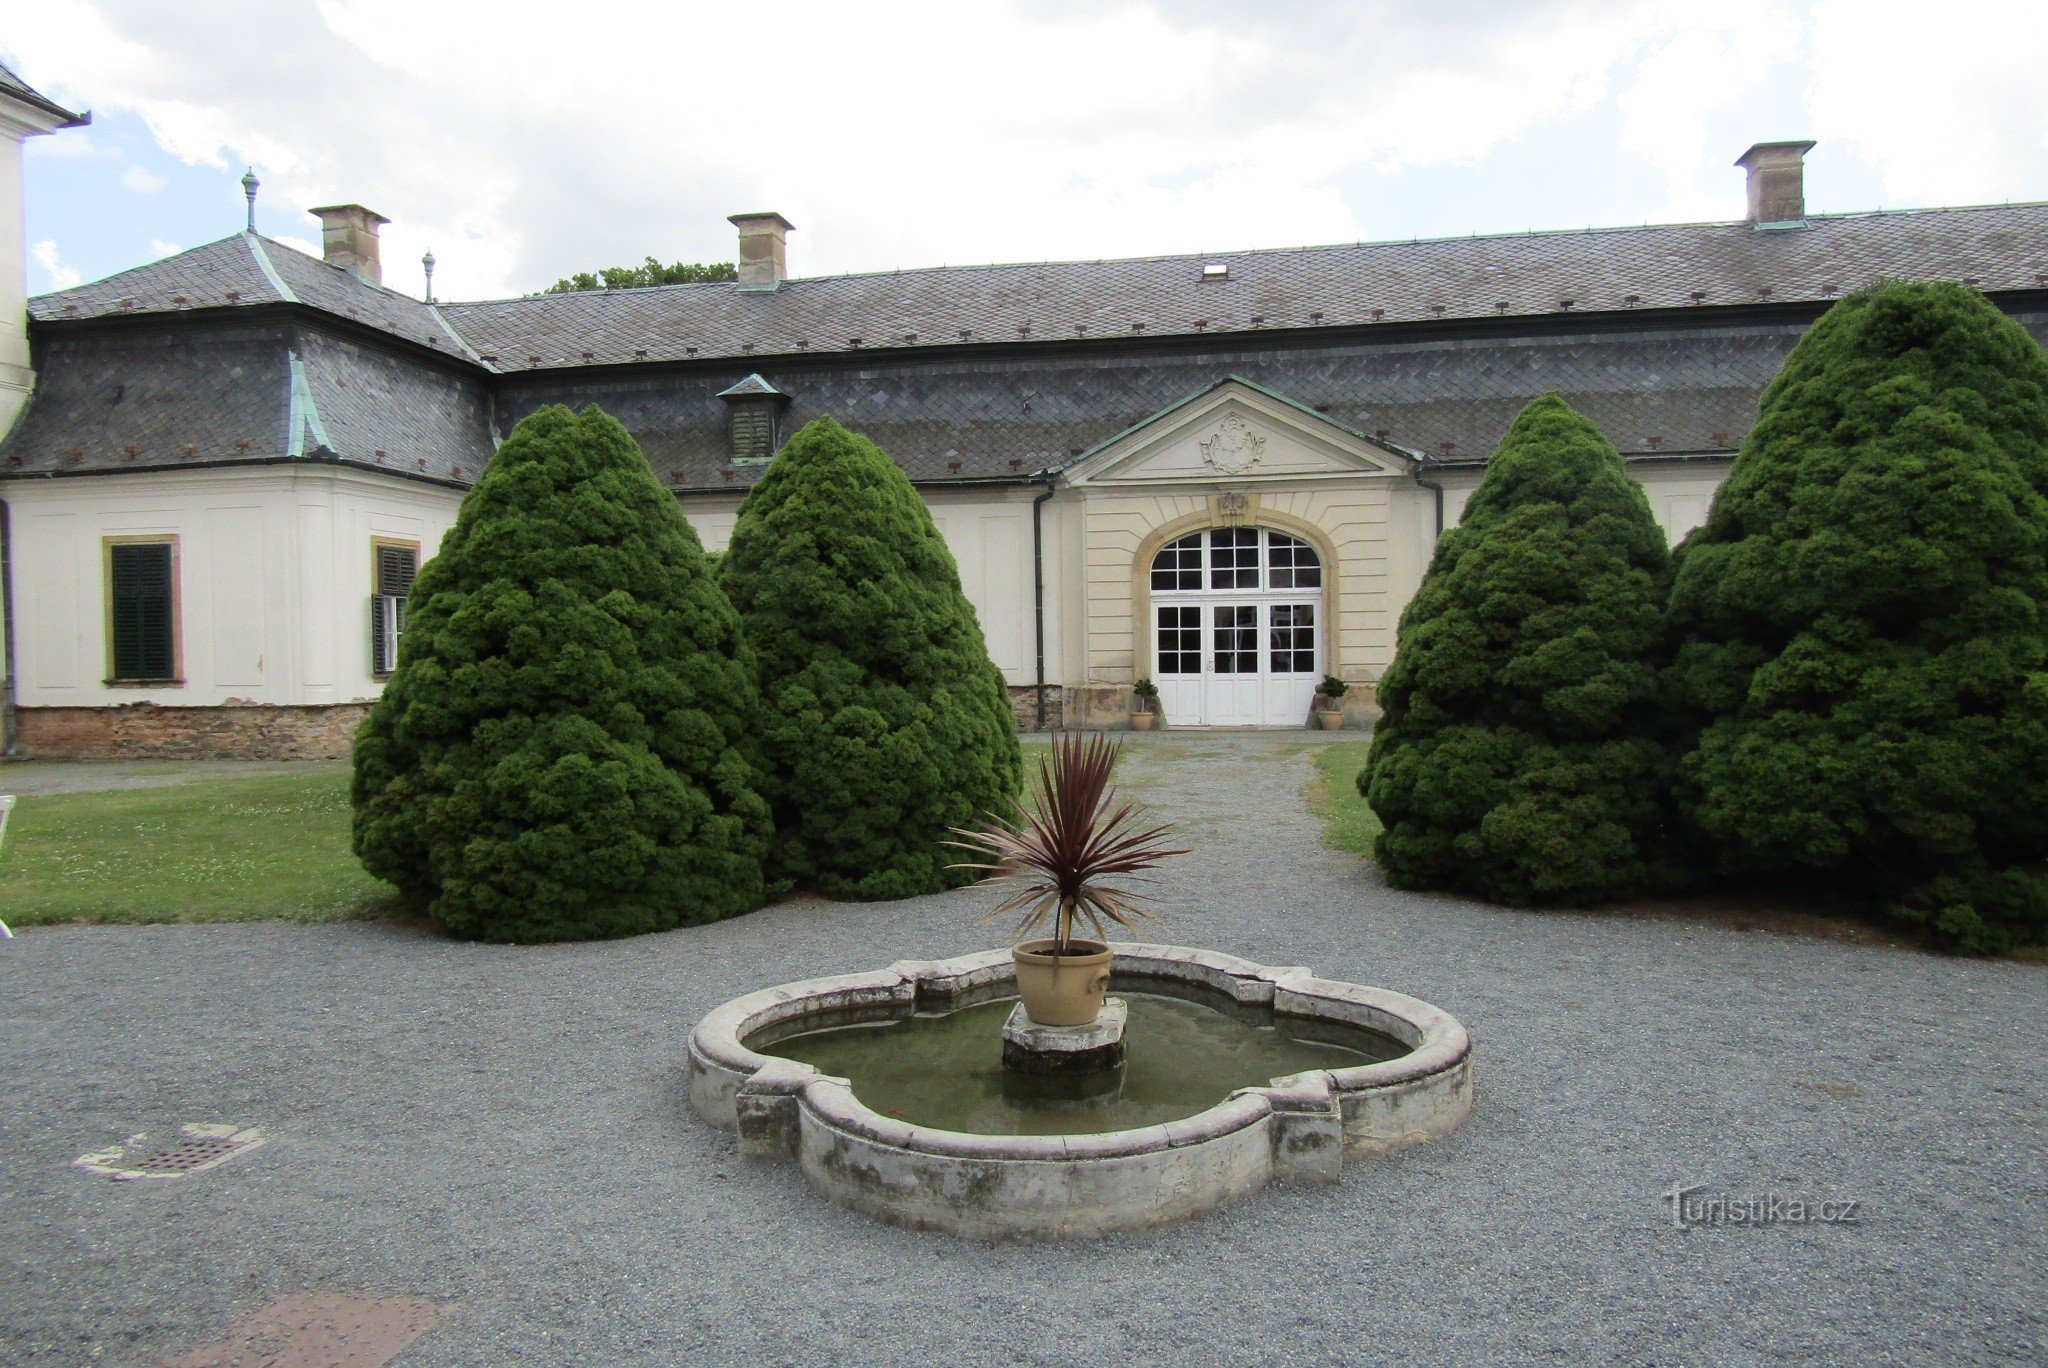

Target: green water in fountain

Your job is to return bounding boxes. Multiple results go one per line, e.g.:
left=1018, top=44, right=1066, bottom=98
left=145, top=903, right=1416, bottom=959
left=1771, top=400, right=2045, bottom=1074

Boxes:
left=761, top=992, right=1406, bottom=1136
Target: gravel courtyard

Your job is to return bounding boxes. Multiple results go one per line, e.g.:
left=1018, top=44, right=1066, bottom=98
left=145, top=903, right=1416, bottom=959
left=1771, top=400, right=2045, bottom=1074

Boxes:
left=3, top=733, right=2043, bottom=1366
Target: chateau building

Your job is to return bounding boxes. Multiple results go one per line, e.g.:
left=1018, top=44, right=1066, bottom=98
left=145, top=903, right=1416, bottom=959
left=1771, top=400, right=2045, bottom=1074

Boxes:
left=3, top=63, right=2046, bottom=755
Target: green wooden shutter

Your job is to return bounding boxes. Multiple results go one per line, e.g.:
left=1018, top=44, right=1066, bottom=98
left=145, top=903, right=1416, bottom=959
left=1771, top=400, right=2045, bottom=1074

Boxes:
left=372, top=544, right=419, bottom=675
left=376, top=544, right=418, bottom=598
left=109, top=542, right=175, bottom=680
left=730, top=401, right=774, bottom=462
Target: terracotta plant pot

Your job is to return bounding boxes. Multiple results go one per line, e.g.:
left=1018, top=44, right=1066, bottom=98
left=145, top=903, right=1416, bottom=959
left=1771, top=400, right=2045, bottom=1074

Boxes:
left=1012, top=938, right=1114, bottom=1026
left=1315, top=707, right=1345, bottom=730
left=1130, top=711, right=1157, bottom=731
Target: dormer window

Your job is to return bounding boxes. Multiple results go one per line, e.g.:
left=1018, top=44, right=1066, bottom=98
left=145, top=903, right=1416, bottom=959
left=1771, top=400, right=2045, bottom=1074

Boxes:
left=1201, top=262, right=1230, bottom=280
left=716, top=373, right=790, bottom=464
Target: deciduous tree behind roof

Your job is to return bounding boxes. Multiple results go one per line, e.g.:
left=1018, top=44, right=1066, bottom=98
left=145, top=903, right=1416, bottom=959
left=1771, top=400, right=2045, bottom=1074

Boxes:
left=1667, top=280, right=2048, bottom=953
left=1361, top=393, right=1675, bottom=904
left=351, top=404, right=773, bottom=942
left=541, top=258, right=738, bottom=294
left=719, top=416, right=1023, bottom=900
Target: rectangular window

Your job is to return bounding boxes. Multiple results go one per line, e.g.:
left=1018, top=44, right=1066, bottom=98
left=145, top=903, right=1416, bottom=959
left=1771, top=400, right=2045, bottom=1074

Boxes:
left=1269, top=602, right=1316, bottom=674
left=106, top=539, right=179, bottom=683
left=1209, top=527, right=1260, bottom=589
left=1212, top=604, right=1258, bottom=674
left=1150, top=534, right=1203, bottom=592
left=1156, top=604, right=1202, bottom=674
left=372, top=540, right=420, bottom=677
left=1267, top=531, right=1322, bottom=589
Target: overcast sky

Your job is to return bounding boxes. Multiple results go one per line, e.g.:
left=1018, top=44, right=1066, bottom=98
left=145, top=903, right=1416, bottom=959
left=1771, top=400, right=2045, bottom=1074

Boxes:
left=8, top=0, right=2048, bottom=303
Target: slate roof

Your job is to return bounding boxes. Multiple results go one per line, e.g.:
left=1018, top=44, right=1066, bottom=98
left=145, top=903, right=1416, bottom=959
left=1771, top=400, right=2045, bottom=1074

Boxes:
left=494, top=315, right=1872, bottom=490
left=0, top=60, right=85, bottom=126
left=437, top=203, right=2048, bottom=372
left=29, top=233, right=472, bottom=358
left=29, top=203, right=2048, bottom=377
left=12, top=201, right=2048, bottom=491
left=0, top=317, right=494, bottom=483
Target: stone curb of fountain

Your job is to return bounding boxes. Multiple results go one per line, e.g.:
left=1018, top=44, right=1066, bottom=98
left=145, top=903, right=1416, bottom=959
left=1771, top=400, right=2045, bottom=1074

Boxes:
left=685, top=944, right=1474, bottom=1239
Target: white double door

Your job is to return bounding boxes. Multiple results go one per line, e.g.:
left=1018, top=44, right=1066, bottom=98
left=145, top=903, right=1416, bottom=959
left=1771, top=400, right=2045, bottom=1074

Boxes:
left=1154, top=597, right=1320, bottom=727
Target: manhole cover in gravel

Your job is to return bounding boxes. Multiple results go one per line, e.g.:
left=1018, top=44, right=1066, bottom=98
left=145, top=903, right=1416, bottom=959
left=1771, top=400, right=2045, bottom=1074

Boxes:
left=75, top=1123, right=267, bottom=1181
left=131, top=1138, right=243, bottom=1174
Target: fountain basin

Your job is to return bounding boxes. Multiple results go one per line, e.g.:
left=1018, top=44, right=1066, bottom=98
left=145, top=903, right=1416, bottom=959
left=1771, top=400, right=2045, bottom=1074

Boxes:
left=687, top=944, right=1473, bottom=1239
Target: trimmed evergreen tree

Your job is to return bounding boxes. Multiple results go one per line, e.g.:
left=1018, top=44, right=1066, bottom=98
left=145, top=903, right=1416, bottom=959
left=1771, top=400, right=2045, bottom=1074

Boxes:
left=1667, top=280, right=2048, bottom=953
left=1361, top=393, right=1673, bottom=904
left=351, top=404, right=773, bottom=942
left=719, top=416, right=1023, bottom=900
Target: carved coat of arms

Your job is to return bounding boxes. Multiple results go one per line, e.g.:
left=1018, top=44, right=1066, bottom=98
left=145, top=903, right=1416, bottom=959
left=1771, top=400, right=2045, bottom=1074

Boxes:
left=1200, top=414, right=1266, bottom=475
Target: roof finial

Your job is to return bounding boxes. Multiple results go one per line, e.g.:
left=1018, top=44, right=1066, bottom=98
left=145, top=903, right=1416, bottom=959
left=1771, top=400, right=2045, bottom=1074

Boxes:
left=241, top=167, right=259, bottom=233
left=422, top=249, right=436, bottom=303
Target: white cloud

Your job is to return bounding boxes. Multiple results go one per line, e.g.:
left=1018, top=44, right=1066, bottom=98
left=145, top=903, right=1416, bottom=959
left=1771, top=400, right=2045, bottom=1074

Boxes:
left=23, top=127, right=104, bottom=159
left=1808, top=0, right=2048, bottom=207
left=148, top=237, right=180, bottom=257
left=1614, top=1, right=1806, bottom=221
left=32, top=239, right=82, bottom=289
left=5, top=1, right=2046, bottom=301
left=120, top=164, right=166, bottom=193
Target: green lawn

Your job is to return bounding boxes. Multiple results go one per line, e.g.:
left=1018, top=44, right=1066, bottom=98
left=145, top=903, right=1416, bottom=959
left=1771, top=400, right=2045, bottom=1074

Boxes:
left=1, top=768, right=399, bottom=927
left=3, top=742, right=1053, bottom=928
left=1305, top=741, right=1381, bottom=858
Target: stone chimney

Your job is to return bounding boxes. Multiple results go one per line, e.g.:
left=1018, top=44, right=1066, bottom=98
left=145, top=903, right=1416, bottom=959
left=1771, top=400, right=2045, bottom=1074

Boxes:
left=1735, top=141, right=1816, bottom=227
left=729, top=212, right=794, bottom=291
left=308, top=204, right=391, bottom=283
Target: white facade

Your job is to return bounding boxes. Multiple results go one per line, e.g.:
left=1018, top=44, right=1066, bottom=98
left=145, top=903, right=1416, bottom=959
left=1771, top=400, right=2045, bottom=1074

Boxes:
left=6, top=466, right=461, bottom=708
left=0, top=75, right=85, bottom=726
left=0, top=422, right=1731, bottom=738
left=0, top=89, right=77, bottom=437
left=1435, top=458, right=1732, bottom=544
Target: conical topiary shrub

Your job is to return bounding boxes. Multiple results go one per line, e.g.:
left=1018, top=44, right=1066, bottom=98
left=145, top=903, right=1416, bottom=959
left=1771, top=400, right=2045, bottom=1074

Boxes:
left=719, top=416, right=1022, bottom=900
left=1667, top=280, right=2048, bottom=953
left=1361, top=393, right=1674, bottom=904
left=351, top=404, right=773, bottom=942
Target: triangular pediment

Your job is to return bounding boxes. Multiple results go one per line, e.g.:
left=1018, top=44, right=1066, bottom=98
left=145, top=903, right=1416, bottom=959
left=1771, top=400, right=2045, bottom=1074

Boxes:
left=1063, top=378, right=1413, bottom=487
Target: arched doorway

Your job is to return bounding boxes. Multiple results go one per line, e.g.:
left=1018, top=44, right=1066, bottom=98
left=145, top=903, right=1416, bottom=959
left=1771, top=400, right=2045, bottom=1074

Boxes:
left=1148, top=526, right=1323, bottom=726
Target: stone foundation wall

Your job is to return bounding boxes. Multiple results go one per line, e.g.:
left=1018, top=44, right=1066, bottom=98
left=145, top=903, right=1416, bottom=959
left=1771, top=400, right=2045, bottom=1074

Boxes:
left=1005, top=685, right=1064, bottom=732
left=1064, top=683, right=1382, bottom=731
left=13, top=704, right=372, bottom=761
left=11, top=682, right=1372, bottom=759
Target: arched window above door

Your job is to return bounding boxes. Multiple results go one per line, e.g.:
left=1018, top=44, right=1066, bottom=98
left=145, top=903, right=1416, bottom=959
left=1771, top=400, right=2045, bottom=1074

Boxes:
left=1150, top=528, right=1322, bottom=593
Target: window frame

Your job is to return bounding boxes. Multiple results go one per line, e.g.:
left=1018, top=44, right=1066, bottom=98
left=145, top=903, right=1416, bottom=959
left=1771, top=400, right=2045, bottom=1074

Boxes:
left=370, top=536, right=421, bottom=680
left=1148, top=528, right=1323, bottom=595
left=727, top=397, right=780, bottom=465
left=102, top=534, right=183, bottom=687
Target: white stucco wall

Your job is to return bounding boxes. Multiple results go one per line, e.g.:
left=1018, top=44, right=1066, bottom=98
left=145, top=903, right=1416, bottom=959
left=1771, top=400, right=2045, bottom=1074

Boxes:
left=1436, top=458, right=1732, bottom=544
left=0, top=101, right=58, bottom=438
left=681, top=484, right=1068, bottom=688
left=2, top=453, right=1733, bottom=722
left=5, top=466, right=462, bottom=707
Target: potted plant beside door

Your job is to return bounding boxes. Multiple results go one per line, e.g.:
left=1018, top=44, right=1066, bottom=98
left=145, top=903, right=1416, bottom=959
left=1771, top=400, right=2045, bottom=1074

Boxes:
left=1130, top=678, right=1160, bottom=731
left=948, top=732, right=1188, bottom=1026
left=1314, top=675, right=1349, bottom=730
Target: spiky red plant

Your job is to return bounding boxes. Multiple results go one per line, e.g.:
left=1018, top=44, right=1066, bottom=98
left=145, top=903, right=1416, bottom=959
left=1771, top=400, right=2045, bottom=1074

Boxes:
left=947, top=732, right=1188, bottom=954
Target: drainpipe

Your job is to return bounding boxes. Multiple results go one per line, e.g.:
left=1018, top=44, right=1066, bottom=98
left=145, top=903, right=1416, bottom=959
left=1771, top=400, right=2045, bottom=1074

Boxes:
left=1031, top=475, right=1057, bottom=731
left=1413, top=454, right=1446, bottom=537
left=1, top=498, right=14, bottom=756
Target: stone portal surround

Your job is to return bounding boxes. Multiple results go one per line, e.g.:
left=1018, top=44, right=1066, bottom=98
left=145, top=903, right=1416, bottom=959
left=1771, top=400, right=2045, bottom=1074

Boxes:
left=688, top=944, right=1473, bottom=1240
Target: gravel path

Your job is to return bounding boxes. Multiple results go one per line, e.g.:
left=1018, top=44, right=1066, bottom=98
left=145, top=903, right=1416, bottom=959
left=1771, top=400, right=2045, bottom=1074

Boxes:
left=2, top=733, right=2043, bottom=1366
left=0, top=758, right=342, bottom=797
